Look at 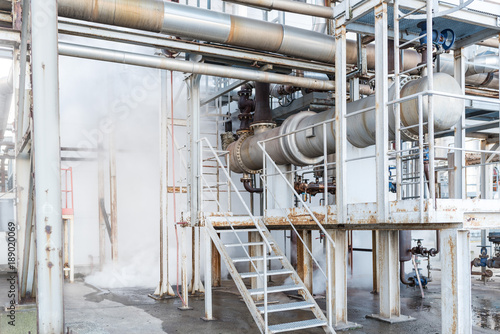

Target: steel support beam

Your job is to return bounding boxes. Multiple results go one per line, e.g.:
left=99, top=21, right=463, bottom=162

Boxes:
left=453, top=48, right=466, bottom=199
left=327, top=229, right=361, bottom=330
left=31, top=0, right=64, bottom=331
left=153, top=70, right=175, bottom=298
left=97, top=141, right=106, bottom=270
left=249, top=231, right=264, bottom=301
left=109, top=131, right=118, bottom=265
left=368, top=4, right=411, bottom=324
left=297, top=230, right=313, bottom=294
left=203, top=227, right=214, bottom=320
left=441, top=229, right=471, bottom=334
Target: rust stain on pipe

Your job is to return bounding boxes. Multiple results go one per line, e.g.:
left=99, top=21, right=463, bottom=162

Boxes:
left=58, top=0, right=164, bottom=32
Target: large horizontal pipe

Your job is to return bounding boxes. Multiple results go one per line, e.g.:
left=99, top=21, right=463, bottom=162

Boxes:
left=58, top=0, right=337, bottom=63
left=58, top=42, right=335, bottom=90
left=223, top=0, right=334, bottom=19
left=57, top=0, right=420, bottom=70
left=228, top=73, right=463, bottom=173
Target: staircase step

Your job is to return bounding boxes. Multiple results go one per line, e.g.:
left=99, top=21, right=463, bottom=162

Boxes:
left=257, top=301, right=315, bottom=313
left=268, top=319, right=327, bottom=333
left=224, top=241, right=272, bottom=248
left=232, top=255, right=283, bottom=263
left=240, top=269, right=293, bottom=279
left=217, top=228, right=259, bottom=233
left=248, top=284, right=301, bottom=295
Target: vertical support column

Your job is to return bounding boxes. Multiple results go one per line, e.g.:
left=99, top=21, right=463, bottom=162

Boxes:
left=190, top=226, right=205, bottom=294
left=453, top=48, right=466, bottom=199
left=369, top=231, right=412, bottom=323
left=109, top=131, right=118, bottom=266
left=374, top=3, right=389, bottom=223
left=179, top=225, right=193, bottom=310
left=297, top=230, right=313, bottom=294
left=368, top=3, right=411, bottom=324
left=63, top=219, right=68, bottom=279
left=97, top=141, right=106, bottom=271
left=327, top=230, right=361, bottom=330
left=187, top=74, right=203, bottom=294
left=69, top=217, right=74, bottom=283
left=153, top=70, right=175, bottom=298
left=19, top=159, right=35, bottom=299
left=31, top=0, right=64, bottom=331
left=441, top=229, right=471, bottom=334
left=212, top=237, right=221, bottom=287
left=371, top=231, right=378, bottom=294
left=203, top=227, right=214, bottom=320
left=333, top=21, right=360, bottom=330
left=249, top=231, right=264, bottom=301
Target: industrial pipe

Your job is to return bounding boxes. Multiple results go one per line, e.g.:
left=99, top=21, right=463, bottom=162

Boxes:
left=228, top=72, right=463, bottom=173
left=58, top=42, right=335, bottom=91
left=57, top=0, right=421, bottom=70
left=224, top=0, right=334, bottom=19
left=440, top=52, right=499, bottom=78
left=400, top=262, right=413, bottom=286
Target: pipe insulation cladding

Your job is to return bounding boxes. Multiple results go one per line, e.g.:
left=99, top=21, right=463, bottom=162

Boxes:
left=57, top=0, right=420, bottom=68
left=228, top=73, right=463, bottom=174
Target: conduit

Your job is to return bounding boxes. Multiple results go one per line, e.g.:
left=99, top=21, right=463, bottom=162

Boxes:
left=58, top=42, right=335, bottom=90
left=228, top=73, right=463, bottom=173
left=57, top=0, right=420, bottom=70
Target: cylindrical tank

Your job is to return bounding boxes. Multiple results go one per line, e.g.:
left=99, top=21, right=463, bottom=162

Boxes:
left=228, top=73, right=464, bottom=173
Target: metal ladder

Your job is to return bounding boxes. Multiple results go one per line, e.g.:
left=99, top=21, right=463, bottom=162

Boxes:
left=205, top=216, right=333, bottom=334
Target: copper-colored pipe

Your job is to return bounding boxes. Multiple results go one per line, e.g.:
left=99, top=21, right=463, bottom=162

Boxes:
left=400, top=262, right=413, bottom=286
left=242, top=179, right=263, bottom=193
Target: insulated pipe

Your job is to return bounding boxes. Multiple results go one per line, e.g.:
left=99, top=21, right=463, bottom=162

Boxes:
left=440, top=52, right=499, bottom=78
left=58, top=42, right=335, bottom=91
left=228, top=73, right=463, bottom=173
left=223, top=0, right=334, bottom=19
left=57, top=0, right=421, bottom=69
left=58, top=0, right=337, bottom=63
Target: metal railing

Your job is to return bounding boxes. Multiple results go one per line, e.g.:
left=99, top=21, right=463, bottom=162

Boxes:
left=198, top=137, right=272, bottom=331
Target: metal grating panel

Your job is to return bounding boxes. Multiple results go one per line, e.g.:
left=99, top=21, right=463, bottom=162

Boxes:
left=351, top=4, right=495, bottom=47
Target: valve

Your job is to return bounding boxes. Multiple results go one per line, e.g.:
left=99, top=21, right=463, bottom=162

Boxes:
left=417, top=21, right=456, bottom=52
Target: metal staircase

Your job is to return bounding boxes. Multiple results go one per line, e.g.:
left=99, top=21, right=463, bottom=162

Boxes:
left=199, top=136, right=334, bottom=333
left=205, top=216, right=333, bottom=334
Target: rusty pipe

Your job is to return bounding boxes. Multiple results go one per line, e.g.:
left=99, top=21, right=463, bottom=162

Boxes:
left=57, top=0, right=421, bottom=70
left=400, top=262, right=413, bottom=286
left=242, top=179, right=263, bottom=193
left=253, top=82, right=272, bottom=124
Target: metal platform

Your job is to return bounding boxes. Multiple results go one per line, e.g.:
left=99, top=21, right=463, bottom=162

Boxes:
left=204, top=198, right=500, bottom=230
left=336, top=0, right=500, bottom=48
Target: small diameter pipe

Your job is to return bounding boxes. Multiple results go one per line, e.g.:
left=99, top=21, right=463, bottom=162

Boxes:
left=242, top=179, right=263, bottom=193
left=400, top=262, right=413, bottom=286
left=223, top=0, right=334, bottom=19
left=58, top=42, right=335, bottom=91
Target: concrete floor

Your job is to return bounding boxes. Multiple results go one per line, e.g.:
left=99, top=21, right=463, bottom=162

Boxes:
left=1, top=270, right=500, bottom=333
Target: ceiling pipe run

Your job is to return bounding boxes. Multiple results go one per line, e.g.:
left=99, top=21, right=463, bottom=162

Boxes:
left=227, top=73, right=463, bottom=173
left=57, top=0, right=420, bottom=70
left=58, top=42, right=336, bottom=91
left=223, top=0, right=334, bottom=19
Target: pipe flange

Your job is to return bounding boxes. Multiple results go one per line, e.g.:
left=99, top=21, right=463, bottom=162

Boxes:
left=279, top=111, right=324, bottom=166
left=250, top=122, right=276, bottom=135
left=398, top=75, right=421, bottom=142
left=234, top=131, right=260, bottom=174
